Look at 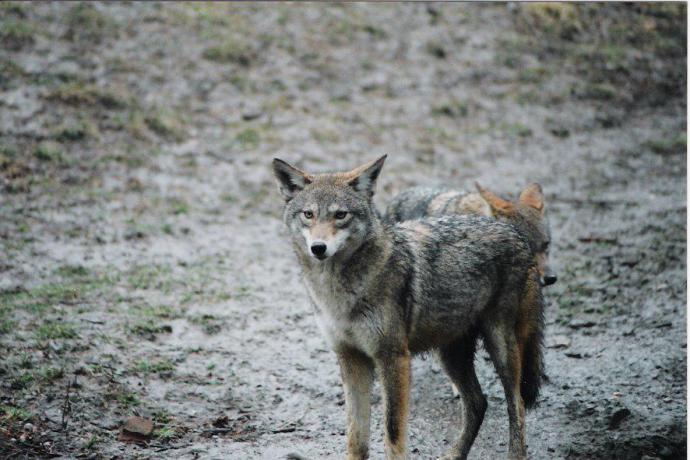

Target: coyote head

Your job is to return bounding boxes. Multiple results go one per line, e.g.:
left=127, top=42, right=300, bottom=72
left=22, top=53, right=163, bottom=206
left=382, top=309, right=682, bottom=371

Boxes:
left=272, top=156, right=386, bottom=262
left=476, top=182, right=556, bottom=286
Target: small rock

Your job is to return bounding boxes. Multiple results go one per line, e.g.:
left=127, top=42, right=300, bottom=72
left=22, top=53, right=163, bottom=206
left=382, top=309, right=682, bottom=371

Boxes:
left=23, top=423, right=34, bottom=432
left=212, top=415, right=229, bottom=428
left=565, top=351, right=583, bottom=359
left=568, top=318, right=596, bottom=329
left=608, top=407, right=631, bottom=430
left=241, top=103, right=263, bottom=121
left=286, top=454, right=307, bottom=460
left=122, top=416, right=153, bottom=436
left=546, top=335, right=571, bottom=349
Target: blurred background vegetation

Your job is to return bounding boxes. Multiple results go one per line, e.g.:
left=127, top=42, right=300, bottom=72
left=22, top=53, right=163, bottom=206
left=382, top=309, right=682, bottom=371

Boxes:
left=0, top=2, right=686, bottom=458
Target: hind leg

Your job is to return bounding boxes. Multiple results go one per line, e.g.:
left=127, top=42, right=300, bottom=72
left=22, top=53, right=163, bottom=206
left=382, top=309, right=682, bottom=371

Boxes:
left=483, top=325, right=526, bottom=460
left=437, top=336, right=487, bottom=460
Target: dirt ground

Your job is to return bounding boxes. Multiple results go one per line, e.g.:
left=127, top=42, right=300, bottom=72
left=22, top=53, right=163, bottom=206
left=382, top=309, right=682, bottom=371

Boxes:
left=0, top=3, right=686, bottom=459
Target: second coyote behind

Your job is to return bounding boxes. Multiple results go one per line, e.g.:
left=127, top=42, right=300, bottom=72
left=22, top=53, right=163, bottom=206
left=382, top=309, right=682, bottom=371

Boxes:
left=384, top=182, right=557, bottom=286
left=272, top=156, right=545, bottom=459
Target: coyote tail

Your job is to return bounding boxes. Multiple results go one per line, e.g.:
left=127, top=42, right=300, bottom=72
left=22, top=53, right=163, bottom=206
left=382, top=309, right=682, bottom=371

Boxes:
left=518, top=267, right=545, bottom=409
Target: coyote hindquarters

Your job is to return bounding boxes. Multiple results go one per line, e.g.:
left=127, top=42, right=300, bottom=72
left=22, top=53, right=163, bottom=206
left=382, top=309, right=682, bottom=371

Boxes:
left=272, top=155, right=545, bottom=460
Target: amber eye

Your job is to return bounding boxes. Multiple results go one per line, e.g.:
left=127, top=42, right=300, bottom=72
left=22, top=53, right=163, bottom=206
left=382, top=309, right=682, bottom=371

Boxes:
left=334, top=211, right=348, bottom=220
left=303, top=210, right=314, bottom=219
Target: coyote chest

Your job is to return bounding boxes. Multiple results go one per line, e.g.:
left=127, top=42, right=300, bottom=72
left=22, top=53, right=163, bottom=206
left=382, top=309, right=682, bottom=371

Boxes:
left=303, top=269, right=374, bottom=352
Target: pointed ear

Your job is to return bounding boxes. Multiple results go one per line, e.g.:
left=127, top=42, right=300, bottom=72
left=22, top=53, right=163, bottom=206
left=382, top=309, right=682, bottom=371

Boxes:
left=475, top=182, right=515, bottom=216
left=272, top=158, right=312, bottom=202
left=345, top=155, right=387, bottom=198
left=519, top=183, right=544, bottom=214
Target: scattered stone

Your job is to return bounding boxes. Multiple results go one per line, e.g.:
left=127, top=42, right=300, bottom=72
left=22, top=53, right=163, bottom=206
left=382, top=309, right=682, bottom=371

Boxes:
left=608, top=407, right=631, bottom=430
left=546, top=335, right=571, bottom=349
left=241, top=103, right=263, bottom=121
left=565, top=351, right=584, bottom=359
left=123, top=416, right=153, bottom=436
left=568, top=318, right=596, bottom=329
left=286, top=454, right=307, bottom=460
left=212, top=415, right=229, bottom=428
left=119, top=416, right=154, bottom=444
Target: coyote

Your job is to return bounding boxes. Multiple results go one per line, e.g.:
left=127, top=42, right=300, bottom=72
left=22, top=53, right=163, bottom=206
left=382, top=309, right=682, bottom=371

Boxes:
left=272, top=156, right=545, bottom=460
left=385, top=183, right=556, bottom=287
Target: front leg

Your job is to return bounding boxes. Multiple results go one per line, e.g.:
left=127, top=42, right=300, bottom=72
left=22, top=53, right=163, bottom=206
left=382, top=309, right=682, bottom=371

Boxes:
left=375, top=348, right=412, bottom=460
left=337, top=348, right=375, bottom=460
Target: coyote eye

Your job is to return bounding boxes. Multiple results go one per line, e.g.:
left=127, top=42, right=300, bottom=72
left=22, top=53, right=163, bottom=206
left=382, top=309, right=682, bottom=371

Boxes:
left=303, top=210, right=314, bottom=219
left=334, top=211, right=348, bottom=220
left=542, top=241, right=550, bottom=251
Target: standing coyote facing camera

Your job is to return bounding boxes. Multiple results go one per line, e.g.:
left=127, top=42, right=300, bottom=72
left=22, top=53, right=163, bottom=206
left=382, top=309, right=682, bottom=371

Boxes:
left=384, top=183, right=556, bottom=287
left=272, top=156, right=545, bottom=460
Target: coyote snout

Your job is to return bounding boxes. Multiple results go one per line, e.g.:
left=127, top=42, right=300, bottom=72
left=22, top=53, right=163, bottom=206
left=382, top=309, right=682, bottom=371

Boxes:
left=310, top=241, right=327, bottom=258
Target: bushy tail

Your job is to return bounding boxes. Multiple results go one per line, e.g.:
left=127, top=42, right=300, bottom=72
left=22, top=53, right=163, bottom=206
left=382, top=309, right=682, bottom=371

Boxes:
left=518, top=268, right=545, bottom=410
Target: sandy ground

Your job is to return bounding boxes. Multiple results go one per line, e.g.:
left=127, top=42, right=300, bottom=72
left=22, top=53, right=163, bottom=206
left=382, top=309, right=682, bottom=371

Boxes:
left=0, top=3, right=686, bottom=459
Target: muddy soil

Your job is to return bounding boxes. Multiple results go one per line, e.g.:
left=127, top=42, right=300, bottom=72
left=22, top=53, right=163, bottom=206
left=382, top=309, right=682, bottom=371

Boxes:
left=0, top=3, right=686, bottom=459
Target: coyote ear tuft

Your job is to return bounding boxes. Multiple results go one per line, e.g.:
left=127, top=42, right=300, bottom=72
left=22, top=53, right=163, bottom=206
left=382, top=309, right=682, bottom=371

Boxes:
left=475, top=182, right=515, bottom=216
left=346, top=155, right=387, bottom=198
left=272, top=158, right=312, bottom=202
left=519, top=183, right=544, bottom=214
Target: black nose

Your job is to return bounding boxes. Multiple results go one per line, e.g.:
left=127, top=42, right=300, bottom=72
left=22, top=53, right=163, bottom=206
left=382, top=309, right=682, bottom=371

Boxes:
left=310, top=242, right=327, bottom=257
left=543, top=275, right=558, bottom=286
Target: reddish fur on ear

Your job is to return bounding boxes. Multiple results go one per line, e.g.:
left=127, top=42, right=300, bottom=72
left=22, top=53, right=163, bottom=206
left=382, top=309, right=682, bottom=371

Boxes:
left=475, top=182, right=515, bottom=216
left=519, top=183, right=544, bottom=213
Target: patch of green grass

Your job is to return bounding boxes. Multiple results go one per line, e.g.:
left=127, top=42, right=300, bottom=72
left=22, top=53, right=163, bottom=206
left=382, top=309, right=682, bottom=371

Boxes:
left=580, top=82, right=617, bottom=101
left=311, top=127, right=341, bottom=144
left=362, top=24, right=387, bottom=39
left=154, top=426, right=177, bottom=440
left=0, top=405, right=32, bottom=423
left=203, top=37, right=252, bottom=65
left=168, top=197, right=189, bottom=215
left=132, top=304, right=179, bottom=319
left=643, top=134, right=686, bottom=156
left=38, top=366, right=64, bottom=382
left=128, top=320, right=172, bottom=337
left=64, top=3, right=117, bottom=43
left=83, top=434, right=100, bottom=450
left=10, top=372, right=34, bottom=390
left=234, top=128, right=260, bottom=149
left=221, top=193, right=236, bottom=203
left=54, top=118, right=99, bottom=142
left=35, top=322, right=77, bottom=340
left=519, top=66, right=550, bottom=84
left=145, top=110, right=186, bottom=142
left=0, top=58, right=24, bottom=89
left=0, top=18, right=35, bottom=50
left=34, top=141, right=65, bottom=163
left=136, top=358, right=175, bottom=375
left=48, top=82, right=132, bottom=109
left=1, top=283, right=82, bottom=313
left=127, top=264, right=173, bottom=291
left=497, top=122, right=533, bottom=138
left=0, top=318, right=15, bottom=334
left=189, top=314, right=224, bottom=335
left=115, top=390, right=140, bottom=409
left=56, top=264, right=89, bottom=278
left=431, top=100, right=469, bottom=118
